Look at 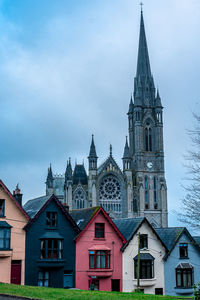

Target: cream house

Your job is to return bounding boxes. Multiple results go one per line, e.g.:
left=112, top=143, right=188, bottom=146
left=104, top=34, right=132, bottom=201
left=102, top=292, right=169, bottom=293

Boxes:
left=0, top=180, right=29, bottom=284
left=114, top=218, right=167, bottom=295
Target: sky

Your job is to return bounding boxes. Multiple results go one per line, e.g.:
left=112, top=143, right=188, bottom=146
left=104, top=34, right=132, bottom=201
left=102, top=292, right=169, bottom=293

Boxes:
left=0, top=0, right=200, bottom=231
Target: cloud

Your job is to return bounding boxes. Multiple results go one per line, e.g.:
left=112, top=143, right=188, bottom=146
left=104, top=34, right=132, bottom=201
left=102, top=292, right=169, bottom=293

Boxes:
left=0, top=0, right=199, bottom=226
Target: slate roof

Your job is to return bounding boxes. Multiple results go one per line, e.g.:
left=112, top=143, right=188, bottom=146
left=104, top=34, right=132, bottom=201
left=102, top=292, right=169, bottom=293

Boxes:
left=23, top=195, right=49, bottom=218
left=155, top=227, right=184, bottom=251
left=0, top=180, right=29, bottom=220
left=114, top=217, right=144, bottom=241
left=73, top=164, right=88, bottom=185
left=70, top=207, right=99, bottom=230
left=24, top=195, right=80, bottom=233
left=134, top=253, right=155, bottom=260
left=193, top=236, right=200, bottom=246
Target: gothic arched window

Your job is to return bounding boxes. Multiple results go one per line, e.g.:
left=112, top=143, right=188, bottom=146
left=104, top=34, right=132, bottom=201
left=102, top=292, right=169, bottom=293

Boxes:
left=99, top=175, right=122, bottom=216
left=145, top=123, right=152, bottom=151
left=154, top=177, right=158, bottom=209
left=145, top=176, right=149, bottom=209
left=74, top=187, right=86, bottom=209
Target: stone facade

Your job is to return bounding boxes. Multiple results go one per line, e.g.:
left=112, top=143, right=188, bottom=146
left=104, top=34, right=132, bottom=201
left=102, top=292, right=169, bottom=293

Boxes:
left=45, top=10, right=168, bottom=227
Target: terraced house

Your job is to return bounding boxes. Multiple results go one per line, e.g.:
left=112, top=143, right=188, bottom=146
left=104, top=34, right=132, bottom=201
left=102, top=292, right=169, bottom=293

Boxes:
left=71, top=206, right=126, bottom=291
left=24, top=194, right=80, bottom=288
left=0, top=181, right=29, bottom=285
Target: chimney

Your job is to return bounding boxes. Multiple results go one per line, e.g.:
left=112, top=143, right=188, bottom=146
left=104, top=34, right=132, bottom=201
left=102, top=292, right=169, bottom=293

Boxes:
left=13, top=184, right=23, bottom=206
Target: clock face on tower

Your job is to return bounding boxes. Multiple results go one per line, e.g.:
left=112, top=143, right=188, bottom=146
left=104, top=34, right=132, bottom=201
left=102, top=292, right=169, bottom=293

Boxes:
left=147, top=161, right=153, bottom=169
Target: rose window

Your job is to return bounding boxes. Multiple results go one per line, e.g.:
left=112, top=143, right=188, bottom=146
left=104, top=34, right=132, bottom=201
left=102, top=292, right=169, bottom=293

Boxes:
left=99, top=176, right=121, bottom=200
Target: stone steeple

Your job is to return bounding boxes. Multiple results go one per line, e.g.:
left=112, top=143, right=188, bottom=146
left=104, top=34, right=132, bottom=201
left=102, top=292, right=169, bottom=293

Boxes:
left=122, top=136, right=131, bottom=171
left=128, top=8, right=167, bottom=228
left=88, top=135, right=98, bottom=171
left=46, top=164, right=54, bottom=195
left=46, top=164, right=53, bottom=188
left=134, top=9, right=155, bottom=106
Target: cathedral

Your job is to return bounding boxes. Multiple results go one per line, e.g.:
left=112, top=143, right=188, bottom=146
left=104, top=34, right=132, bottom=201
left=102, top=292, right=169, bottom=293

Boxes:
left=43, top=9, right=168, bottom=228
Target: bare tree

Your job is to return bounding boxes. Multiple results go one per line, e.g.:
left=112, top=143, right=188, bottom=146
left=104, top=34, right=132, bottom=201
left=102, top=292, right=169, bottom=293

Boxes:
left=179, top=113, right=200, bottom=229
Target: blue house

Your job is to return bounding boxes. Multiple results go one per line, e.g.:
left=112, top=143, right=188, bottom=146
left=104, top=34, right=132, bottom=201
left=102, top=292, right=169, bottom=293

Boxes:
left=155, top=227, right=200, bottom=297
left=24, top=194, right=80, bottom=288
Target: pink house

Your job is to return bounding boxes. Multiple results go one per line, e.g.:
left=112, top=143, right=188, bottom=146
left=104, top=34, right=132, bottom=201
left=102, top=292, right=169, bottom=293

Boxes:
left=0, top=180, right=29, bottom=284
left=71, top=207, right=126, bottom=291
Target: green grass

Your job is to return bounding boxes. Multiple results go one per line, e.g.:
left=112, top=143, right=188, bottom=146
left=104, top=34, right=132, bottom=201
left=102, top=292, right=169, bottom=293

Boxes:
left=0, top=283, right=192, bottom=300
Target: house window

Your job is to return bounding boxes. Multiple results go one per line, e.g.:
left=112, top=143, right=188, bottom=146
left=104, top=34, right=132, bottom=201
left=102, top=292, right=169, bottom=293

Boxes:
left=140, top=234, right=148, bottom=249
left=38, top=271, right=49, bottom=287
left=176, top=265, right=193, bottom=288
left=179, top=243, right=188, bottom=258
left=134, top=260, right=154, bottom=279
left=0, top=228, right=11, bottom=250
left=89, top=250, right=110, bottom=269
left=0, top=200, right=5, bottom=217
left=95, top=223, right=105, bottom=238
left=46, top=212, right=57, bottom=227
left=40, top=239, right=63, bottom=259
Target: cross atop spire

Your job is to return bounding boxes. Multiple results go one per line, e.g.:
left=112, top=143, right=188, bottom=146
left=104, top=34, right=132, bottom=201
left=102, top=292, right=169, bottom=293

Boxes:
left=140, top=2, right=143, bottom=12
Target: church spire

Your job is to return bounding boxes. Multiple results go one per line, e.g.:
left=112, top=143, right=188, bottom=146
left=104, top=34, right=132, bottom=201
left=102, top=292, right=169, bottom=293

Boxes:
left=65, top=158, right=72, bottom=182
left=88, top=134, right=97, bottom=158
left=136, top=9, right=151, bottom=78
left=46, top=164, right=53, bottom=188
left=88, top=135, right=98, bottom=170
left=134, top=8, right=155, bottom=106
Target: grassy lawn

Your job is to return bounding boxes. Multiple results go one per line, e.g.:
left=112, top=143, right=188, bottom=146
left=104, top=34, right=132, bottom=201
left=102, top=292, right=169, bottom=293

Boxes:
left=0, top=283, right=192, bottom=300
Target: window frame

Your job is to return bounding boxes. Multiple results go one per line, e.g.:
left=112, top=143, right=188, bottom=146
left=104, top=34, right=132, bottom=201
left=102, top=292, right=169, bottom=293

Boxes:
left=38, top=271, right=49, bottom=287
left=140, top=234, right=148, bottom=250
left=89, top=250, right=110, bottom=269
left=0, top=199, right=5, bottom=217
left=0, top=227, right=11, bottom=250
left=134, top=259, right=154, bottom=279
left=176, top=267, right=193, bottom=288
left=46, top=212, right=58, bottom=228
left=40, top=239, right=63, bottom=259
left=179, top=243, right=188, bottom=259
left=95, top=223, right=105, bottom=238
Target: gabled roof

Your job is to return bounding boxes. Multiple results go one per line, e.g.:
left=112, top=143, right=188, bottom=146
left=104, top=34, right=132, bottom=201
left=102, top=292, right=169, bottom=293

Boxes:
left=23, top=195, right=49, bottom=218
left=155, top=227, right=200, bottom=260
left=0, top=179, right=29, bottom=220
left=114, top=217, right=168, bottom=252
left=114, top=217, right=144, bottom=241
left=98, top=155, right=123, bottom=176
left=193, top=236, right=200, bottom=246
left=72, top=206, right=126, bottom=244
left=24, top=194, right=80, bottom=234
left=70, top=207, right=99, bottom=231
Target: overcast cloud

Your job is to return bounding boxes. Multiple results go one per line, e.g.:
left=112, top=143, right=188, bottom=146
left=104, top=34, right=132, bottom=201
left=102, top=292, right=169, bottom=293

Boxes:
left=0, top=0, right=199, bottom=231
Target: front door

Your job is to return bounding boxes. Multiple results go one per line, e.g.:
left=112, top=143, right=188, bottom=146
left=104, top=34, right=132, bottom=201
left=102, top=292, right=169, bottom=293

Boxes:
left=63, top=271, right=73, bottom=288
left=111, top=279, right=120, bottom=291
left=11, top=260, right=21, bottom=284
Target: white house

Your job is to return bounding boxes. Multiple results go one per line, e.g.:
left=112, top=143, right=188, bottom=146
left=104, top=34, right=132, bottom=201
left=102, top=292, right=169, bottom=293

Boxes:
left=114, top=218, right=167, bottom=295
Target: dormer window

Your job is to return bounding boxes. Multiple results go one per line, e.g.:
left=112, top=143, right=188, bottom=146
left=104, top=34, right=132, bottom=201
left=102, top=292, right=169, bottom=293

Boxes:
left=0, top=200, right=5, bottom=217
left=95, top=223, right=105, bottom=238
left=46, top=212, right=57, bottom=227
left=179, top=243, right=188, bottom=258
left=140, top=234, right=148, bottom=250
